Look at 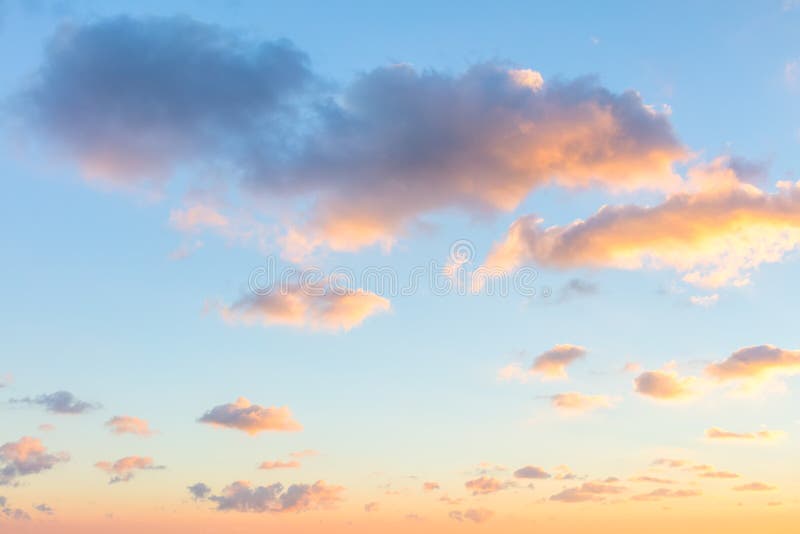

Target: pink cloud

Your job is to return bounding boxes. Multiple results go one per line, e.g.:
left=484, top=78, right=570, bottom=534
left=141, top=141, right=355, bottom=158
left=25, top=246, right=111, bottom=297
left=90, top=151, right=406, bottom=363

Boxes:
left=198, top=398, right=302, bottom=435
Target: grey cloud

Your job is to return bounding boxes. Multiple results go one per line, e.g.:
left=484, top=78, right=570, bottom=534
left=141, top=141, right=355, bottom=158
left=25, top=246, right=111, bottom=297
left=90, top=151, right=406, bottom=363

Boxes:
left=0, top=437, right=69, bottom=486
left=208, top=480, right=344, bottom=513
left=188, top=482, right=212, bottom=501
left=10, top=391, right=100, bottom=414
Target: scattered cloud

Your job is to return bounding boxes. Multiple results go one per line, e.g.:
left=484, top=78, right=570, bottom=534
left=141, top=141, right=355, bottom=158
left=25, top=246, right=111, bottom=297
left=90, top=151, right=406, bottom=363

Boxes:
left=550, top=392, right=615, bottom=413
left=0, top=437, right=69, bottom=485
left=289, top=449, right=319, bottom=459
left=629, top=476, right=675, bottom=484
left=198, top=397, right=302, bottom=435
left=464, top=476, right=509, bottom=495
left=364, top=501, right=379, bottom=512
left=513, top=465, right=551, bottom=480
left=188, top=482, right=212, bottom=501
left=422, top=481, right=440, bottom=491
left=449, top=508, right=494, bottom=524
left=557, top=278, right=598, bottom=302
left=733, top=482, right=776, bottom=492
left=10, top=391, right=100, bottom=414
left=550, top=480, right=627, bottom=503
left=705, top=427, right=784, bottom=442
left=33, top=503, right=54, bottom=515
left=690, top=294, right=719, bottom=307
left=0, top=497, right=31, bottom=521
left=95, top=456, right=165, bottom=484
left=699, top=470, right=740, bottom=479
left=220, top=286, right=390, bottom=331
left=208, top=480, right=344, bottom=513
left=705, top=345, right=800, bottom=387
left=634, top=366, right=698, bottom=400
left=259, top=460, right=301, bottom=470
left=105, top=416, right=154, bottom=437
left=631, top=488, right=702, bottom=501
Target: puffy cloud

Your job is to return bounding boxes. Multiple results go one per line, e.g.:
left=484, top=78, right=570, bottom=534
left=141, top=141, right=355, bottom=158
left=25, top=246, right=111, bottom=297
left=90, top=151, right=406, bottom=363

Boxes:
left=105, top=416, right=154, bottom=437
left=631, top=488, right=702, bottom=501
left=449, top=508, right=494, bottom=524
left=95, top=456, right=165, bottom=484
left=464, top=476, right=508, bottom=495
left=483, top=170, right=800, bottom=288
left=422, top=481, right=440, bottom=491
left=188, top=482, right=212, bottom=501
left=10, top=391, right=99, bottom=414
left=19, top=15, right=685, bottom=255
left=513, top=466, right=551, bottom=480
left=705, top=427, right=784, bottom=442
left=198, top=397, right=301, bottom=435
left=209, top=480, right=344, bottom=513
left=733, top=482, right=777, bottom=492
left=0, top=437, right=69, bottom=485
left=259, top=460, right=301, bottom=470
left=550, top=480, right=627, bottom=503
left=634, top=367, right=698, bottom=400
left=531, top=344, right=586, bottom=379
left=220, top=286, right=390, bottom=331
left=550, top=392, right=614, bottom=413
left=19, top=15, right=313, bottom=182
left=705, top=345, right=800, bottom=385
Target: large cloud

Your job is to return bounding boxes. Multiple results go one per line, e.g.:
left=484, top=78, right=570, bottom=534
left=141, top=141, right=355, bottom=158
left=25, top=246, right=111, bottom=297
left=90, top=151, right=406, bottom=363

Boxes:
left=220, top=285, right=390, bottom=331
left=20, top=15, right=313, bottom=182
left=95, top=456, right=165, bottom=484
left=207, top=480, right=343, bottom=513
left=198, top=397, right=302, bottom=435
left=705, top=345, right=800, bottom=384
left=10, top=391, right=100, bottom=414
left=0, top=437, right=69, bottom=485
left=18, top=15, right=684, bottom=254
left=483, top=166, right=800, bottom=288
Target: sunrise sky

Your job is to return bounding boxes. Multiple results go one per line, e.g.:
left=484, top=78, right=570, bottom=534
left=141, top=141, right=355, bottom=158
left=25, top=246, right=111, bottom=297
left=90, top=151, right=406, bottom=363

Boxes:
left=1, top=1, right=799, bottom=532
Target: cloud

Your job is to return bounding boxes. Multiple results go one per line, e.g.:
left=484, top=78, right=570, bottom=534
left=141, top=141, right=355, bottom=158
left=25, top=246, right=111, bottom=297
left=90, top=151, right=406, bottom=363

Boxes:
left=19, top=15, right=685, bottom=255
left=557, top=278, right=598, bottom=302
left=208, top=480, right=344, bottom=513
left=105, top=416, right=154, bottom=436
left=513, top=466, right=551, bottom=480
left=464, top=476, right=509, bottom=495
left=95, top=456, right=165, bottom=484
left=259, top=460, right=301, bottom=470
left=733, top=482, right=776, bottom=492
left=10, top=391, right=100, bottom=414
left=698, top=470, right=740, bottom=479
left=0, top=497, right=31, bottom=521
left=289, top=449, right=319, bottom=459
left=705, top=345, right=800, bottom=386
left=531, top=344, right=586, bottom=379
left=631, top=488, right=702, bottom=501
left=33, top=503, right=54, bottom=515
left=651, top=458, right=688, bottom=468
left=550, top=480, right=627, bottom=503
left=188, top=482, right=212, bottom=501
left=690, top=294, right=719, bottom=307
left=629, top=476, right=675, bottom=484
left=198, top=397, right=302, bottom=435
left=705, top=427, right=784, bottom=442
left=364, top=501, right=379, bottom=512
left=0, top=437, right=69, bottom=485
left=483, top=165, right=800, bottom=288
left=422, top=481, right=440, bottom=491
left=19, top=15, right=313, bottom=183
left=449, top=508, right=494, bottom=524
left=550, top=392, right=614, bottom=413
left=634, top=366, right=698, bottom=400
left=220, top=286, right=390, bottom=331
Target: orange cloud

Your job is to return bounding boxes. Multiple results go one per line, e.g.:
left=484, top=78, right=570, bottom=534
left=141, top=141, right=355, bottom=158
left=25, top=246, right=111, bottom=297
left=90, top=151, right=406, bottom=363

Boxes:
left=95, top=456, right=164, bottom=484
left=531, top=344, right=586, bottom=379
left=464, top=476, right=508, bottom=495
left=705, top=345, right=800, bottom=385
left=733, top=482, right=777, bottom=492
left=629, top=476, right=676, bottom=484
left=198, top=397, right=302, bottom=435
left=550, top=392, right=614, bottom=413
left=699, top=470, right=740, bottom=479
left=634, top=366, right=698, bottom=400
left=631, top=488, right=702, bottom=501
left=705, top=427, right=784, bottom=442
left=422, top=482, right=440, bottom=492
left=0, top=437, right=69, bottom=485
left=105, top=416, right=154, bottom=437
left=259, top=460, right=301, bottom=470
left=483, top=170, right=800, bottom=288
left=220, top=285, right=390, bottom=331
left=449, top=508, right=495, bottom=524
left=550, top=480, right=627, bottom=503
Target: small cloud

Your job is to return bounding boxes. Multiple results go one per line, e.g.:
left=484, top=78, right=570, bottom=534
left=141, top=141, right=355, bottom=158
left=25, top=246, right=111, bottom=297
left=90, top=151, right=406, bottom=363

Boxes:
left=557, top=278, right=598, bottom=302
left=0, top=436, right=69, bottom=485
left=699, top=470, right=740, bottom=479
left=629, top=476, right=676, bottom=484
left=733, top=482, right=776, bottom=492
left=422, top=481, right=440, bottom=491
left=623, top=362, right=642, bottom=373
left=289, top=449, right=319, bottom=459
left=550, top=480, right=627, bottom=503
left=105, top=416, right=154, bottom=437
left=634, top=366, right=698, bottom=400
left=449, top=508, right=494, bottom=524
left=550, top=392, right=614, bottom=414
left=33, top=503, right=54, bottom=515
left=0, top=497, right=31, bottom=521
left=651, top=458, right=688, bottom=468
left=198, top=397, right=302, bottom=435
left=38, top=424, right=55, bottom=432
left=364, top=501, right=379, bottom=512
left=690, top=294, right=719, bottom=307
left=209, top=480, right=344, bottom=513
left=705, top=345, right=800, bottom=388
left=464, top=476, right=509, bottom=495
left=95, top=456, right=165, bottom=484
left=631, top=488, right=702, bottom=501
left=531, top=344, right=587, bottom=379
left=259, top=460, right=301, bottom=470
left=705, top=427, right=784, bottom=442
left=188, top=482, right=212, bottom=501
left=10, top=391, right=100, bottom=414
left=513, top=465, right=551, bottom=480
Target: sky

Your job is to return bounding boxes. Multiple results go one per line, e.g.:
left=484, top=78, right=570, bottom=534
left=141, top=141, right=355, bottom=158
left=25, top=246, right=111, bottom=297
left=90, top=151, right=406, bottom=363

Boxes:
left=1, top=0, right=799, bottom=532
